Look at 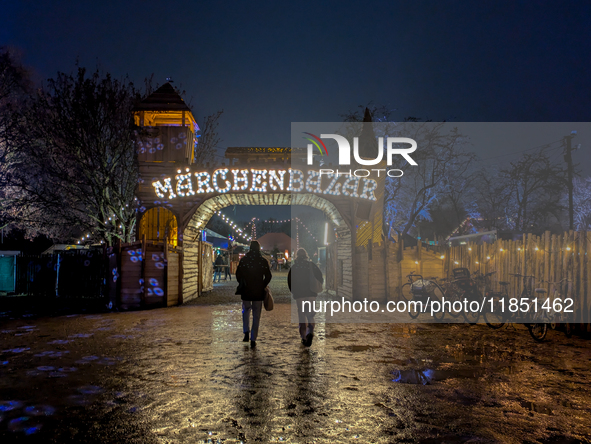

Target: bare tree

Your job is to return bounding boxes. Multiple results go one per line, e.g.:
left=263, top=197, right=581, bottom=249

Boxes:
left=0, top=47, right=31, bottom=230
left=572, top=177, right=591, bottom=231
left=195, top=109, right=223, bottom=166
left=385, top=123, right=476, bottom=237
left=472, top=168, right=513, bottom=231
left=500, top=149, right=565, bottom=232
left=13, top=68, right=142, bottom=245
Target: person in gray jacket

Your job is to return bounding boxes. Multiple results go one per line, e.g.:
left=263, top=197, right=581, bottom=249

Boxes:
left=288, top=248, right=323, bottom=347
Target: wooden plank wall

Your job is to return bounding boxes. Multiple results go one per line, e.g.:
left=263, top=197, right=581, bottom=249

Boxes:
left=167, top=252, right=179, bottom=306
left=120, top=244, right=143, bottom=310
left=446, top=230, right=590, bottom=330
left=182, top=226, right=200, bottom=303
left=118, top=239, right=184, bottom=309
left=385, top=242, right=446, bottom=301
left=144, top=246, right=166, bottom=306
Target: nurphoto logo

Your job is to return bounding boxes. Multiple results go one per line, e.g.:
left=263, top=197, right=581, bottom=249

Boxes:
left=303, top=132, right=418, bottom=177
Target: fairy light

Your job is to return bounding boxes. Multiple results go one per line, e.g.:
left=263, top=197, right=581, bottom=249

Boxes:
left=212, top=168, right=231, bottom=193
left=175, top=168, right=195, bottom=197
left=153, top=178, right=176, bottom=199
left=231, top=169, right=249, bottom=191
left=215, top=212, right=252, bottom=242
left=195, top=172, right=214, bottom=193
left=359, top=178, right=378, bottom=201
left=268, top=169, right=285, bottom=191
left=249, top=169, right=268, bottom=192
left=342, top=176, right=360, bottom=198
left=287, top=168, right=304, bottom=192
left=151, top=168, right=378, bottom=201
left=305, top=170, right=323, bottom=193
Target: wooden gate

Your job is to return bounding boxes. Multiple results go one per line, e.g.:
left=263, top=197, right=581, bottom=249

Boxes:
left=118, top=239, right=183, bottom=310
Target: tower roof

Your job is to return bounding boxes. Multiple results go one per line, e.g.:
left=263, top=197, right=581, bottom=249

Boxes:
left=134, top=82, right=192, bottom=112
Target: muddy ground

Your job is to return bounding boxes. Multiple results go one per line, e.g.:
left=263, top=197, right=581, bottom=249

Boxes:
left=0, top=272, right=590, bottom=443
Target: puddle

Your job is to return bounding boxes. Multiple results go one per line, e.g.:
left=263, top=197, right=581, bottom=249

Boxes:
left=520, top=401, right=553, bottom=415
left=392, top=368, right=484, bottom=385
left=335, top=345, right=380, bottom=352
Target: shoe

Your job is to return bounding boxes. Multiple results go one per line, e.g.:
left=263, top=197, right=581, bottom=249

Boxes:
left=301, top=338, right=307, bottom=346
left=250, top=340, right=256, bottom=348
left=305, top=333, right=314, bottom=347
left=243, top=333, right=249, bottom=342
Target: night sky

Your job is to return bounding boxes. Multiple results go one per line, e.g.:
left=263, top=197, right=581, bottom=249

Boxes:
left=3, top=0, right=590, bottom=223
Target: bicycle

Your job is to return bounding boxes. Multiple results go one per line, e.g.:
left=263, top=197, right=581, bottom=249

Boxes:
left=442, top=268, right=481, bottom=324
left=546, top=278, right=573, bottom=338
left=485, top=274, right=549, bottom=341
left=479, top=271, right=511, bottom=329
left=400, top=272, right=445, bottom=321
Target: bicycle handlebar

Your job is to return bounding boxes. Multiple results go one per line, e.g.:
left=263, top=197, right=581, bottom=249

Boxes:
left=546, top=278, right=571, bottom=285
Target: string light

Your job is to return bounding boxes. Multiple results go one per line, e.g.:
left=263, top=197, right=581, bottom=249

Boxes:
left=175, top=167, right=195, bottom=197
left=151, top=167, right=378, bottom=201
left=249, top=169, right=268, bottom=192
left=231, top=169, right=249, bottom=191
left=212, top=168, right=231, bottom=193
left=214, top=211, right=252, bottom=243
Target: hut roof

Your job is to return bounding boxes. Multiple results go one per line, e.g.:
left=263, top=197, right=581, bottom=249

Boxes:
left=134, top=82, right=192, bottom=112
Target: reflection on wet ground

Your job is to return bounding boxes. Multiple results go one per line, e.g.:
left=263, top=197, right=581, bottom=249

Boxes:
left=0, top=273, right=590, bottom=443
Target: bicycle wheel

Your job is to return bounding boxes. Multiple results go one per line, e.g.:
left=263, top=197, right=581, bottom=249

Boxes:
left=483, top=294, right=505, bottom=329
left=484, top=312, right=505, bottom=329
left=400, top=283, right=413, bottom=302
left=443, top=286, right=462, bottom=318
left=564, top=323, right=572, bottom=338
left=429, top=293, right=445, bottom=322
left=461, top=290, right=481, bottom=324
left=431, top=284, right=445, bottom=322
left=528, top=323, right=548, bottom=342
left=408, top=295, right=421, bottom=319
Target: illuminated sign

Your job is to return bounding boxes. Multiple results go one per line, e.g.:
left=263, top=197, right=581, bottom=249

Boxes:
left=152, top=168, right=378, bottom=201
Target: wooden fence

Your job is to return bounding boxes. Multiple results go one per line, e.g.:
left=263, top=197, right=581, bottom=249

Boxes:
left=446, top=231, right=590, bottom=328
left=117, top=237, right=182, bottom=310
left=354, top=230, right=590, bottom=331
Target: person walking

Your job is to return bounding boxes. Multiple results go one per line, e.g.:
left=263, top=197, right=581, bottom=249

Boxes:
left=224, top=253, right=231, bottom=281
left=214, top=253, right=224, bottom=283
left=235, top=241, right=272, bottom=348
left=288, top=248, right=323, bottom=347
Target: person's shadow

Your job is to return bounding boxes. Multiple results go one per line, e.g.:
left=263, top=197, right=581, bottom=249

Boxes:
left=233, top=347, right=274, bottom=442
left=282, top=349, right=326, bottom=441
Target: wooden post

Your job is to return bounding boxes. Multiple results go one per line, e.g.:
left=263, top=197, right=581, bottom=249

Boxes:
left=115, top=238, right=123, bottom=308
left=141, top=234, right=147, bottom=306
left=350, top=204, right=357, bottom=301
left=163, top=235, right=169, bottom=308
left=384, top=239, right=390, bottom=303
left=417, top=237, right=423, bottom=276
left=197, top=238, right=202, bottom=297
left=544, top=231, right=551, bottom=293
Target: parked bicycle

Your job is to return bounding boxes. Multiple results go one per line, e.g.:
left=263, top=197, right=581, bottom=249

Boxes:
left=400, top=272, right=445, bottom=321
left=482, top=273, right=549, bottom=341
left=546, top=278, right=573, bottom=338
left=442, top=268, right=482, bottom=324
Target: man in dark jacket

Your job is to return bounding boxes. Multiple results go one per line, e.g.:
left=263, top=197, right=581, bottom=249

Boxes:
left=235, top=241, right=272, bottom=348
left=214, top=253, right=224, bottom=282
left=288, top=248, right=323, bottom=347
